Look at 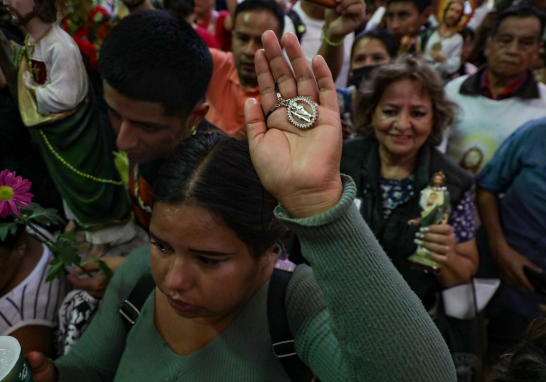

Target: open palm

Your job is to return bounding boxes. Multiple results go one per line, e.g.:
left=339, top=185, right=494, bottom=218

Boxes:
left=245, top=32, right=343, bottom=219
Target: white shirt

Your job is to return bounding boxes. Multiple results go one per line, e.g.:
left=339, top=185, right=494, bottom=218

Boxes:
left=283, top=2, right=355, bottom=87
left=441, top=75, right=546, bottom=174
left=467, top=3, right=493, bottom=31
left=424, top=30, right=463, bottom=75
left=28, top=24, right=88, bottom=115
left=0, top=242, right=69, bottom=336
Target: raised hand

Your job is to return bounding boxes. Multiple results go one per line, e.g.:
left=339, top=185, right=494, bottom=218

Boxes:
left=324, top=0, right=366, bottom=41
left=245, top=32, right=343, bottom=219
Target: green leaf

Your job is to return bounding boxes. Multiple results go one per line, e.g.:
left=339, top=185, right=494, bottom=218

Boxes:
left=50, top=238, right=81, bottom=266
left=19, top=203, right=65, bottom=227
left=0, top=222, right=19, bottom=241
left=46, top=257, right=66, bottom=282
left=82, top=258, right=114, bottom=283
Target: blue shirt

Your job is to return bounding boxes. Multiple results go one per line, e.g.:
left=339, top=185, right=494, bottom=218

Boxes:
left=476, top=117, right=546, bottom=316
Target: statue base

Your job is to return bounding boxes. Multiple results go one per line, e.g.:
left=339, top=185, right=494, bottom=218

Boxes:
left=408, top=251, right=442, bottom=275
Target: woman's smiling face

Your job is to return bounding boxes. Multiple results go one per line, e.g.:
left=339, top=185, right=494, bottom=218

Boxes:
left=372, top=78, right=433, bottom=159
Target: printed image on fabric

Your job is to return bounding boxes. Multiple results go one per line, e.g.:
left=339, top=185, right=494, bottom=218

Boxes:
left=448, top=129, right=502, bottom=175
left=56, top=289, right=100, bottom=356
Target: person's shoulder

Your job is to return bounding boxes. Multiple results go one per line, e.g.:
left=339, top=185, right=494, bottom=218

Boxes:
left=445, top=75, right=467, bottom=95
left=507, top=117, right=546, bottom=144
left=285, top=264, right=326, bottom=335
left=109, top=245, right=152, bottom=298
left=46, top=24, right=81, bottom=56
left=341, top=136, right=375, bottom=173
left=210, top=48, right=234, bottom=69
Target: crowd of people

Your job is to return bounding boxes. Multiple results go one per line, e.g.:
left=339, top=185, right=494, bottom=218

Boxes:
left=1, top=0, right=546, bottom=379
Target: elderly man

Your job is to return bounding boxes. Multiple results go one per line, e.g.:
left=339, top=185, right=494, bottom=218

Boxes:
left=443, top=5, right=546, bottom=175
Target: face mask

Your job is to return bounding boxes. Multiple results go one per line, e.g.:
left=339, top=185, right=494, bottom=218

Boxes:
left=349, top=65, right=380, bottom=89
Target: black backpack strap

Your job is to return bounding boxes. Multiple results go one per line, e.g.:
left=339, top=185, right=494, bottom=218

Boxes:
left=267, top=259, right=314, bottom=382
left=119, top=272, right=156, bottom=332
left=287, top=9, right=306, bottom=42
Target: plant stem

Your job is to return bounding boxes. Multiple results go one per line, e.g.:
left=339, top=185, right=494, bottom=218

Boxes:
left=15, top=217, right=94, bottom=277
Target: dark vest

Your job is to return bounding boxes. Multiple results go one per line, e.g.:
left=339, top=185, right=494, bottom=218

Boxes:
left=341, top=137, right=473, bottom=309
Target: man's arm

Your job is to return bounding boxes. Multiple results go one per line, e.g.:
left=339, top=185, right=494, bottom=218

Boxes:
left=317, top=0, right=366, bottom=82
left=477, top=187, right=541, bottom=291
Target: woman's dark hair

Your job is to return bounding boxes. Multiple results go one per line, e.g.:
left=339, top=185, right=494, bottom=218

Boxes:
left=487, top=316, right=546, bottom=382
left=354, top=55, right=458, bottom=146
left=0, top=216, right=25, bottom=251
left=351, top=28, right=398, bottom=61
left=153, top=133, right=287, bottom=257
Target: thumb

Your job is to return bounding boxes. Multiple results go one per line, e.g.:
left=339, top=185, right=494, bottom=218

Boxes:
left=245, top=98, right=267, bottom=151
left=27, top=352, right=56, bottom=382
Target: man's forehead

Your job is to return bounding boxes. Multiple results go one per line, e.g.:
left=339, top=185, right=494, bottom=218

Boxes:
left=234, top=10, right=279, bottom=32
left=497, top=16, right=542, bottom=37
left=387, top=2, right=419, bottom=13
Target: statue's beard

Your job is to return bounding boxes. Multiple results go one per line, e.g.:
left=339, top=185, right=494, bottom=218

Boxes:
left=7, top=6, right=35, bottom=26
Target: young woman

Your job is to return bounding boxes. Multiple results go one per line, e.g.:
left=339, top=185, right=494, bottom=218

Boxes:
left=342, top=55, right=478, bottom=314
left=27, top=32, right=456, bottom=381
left=348, top=28, right=397, bottom=88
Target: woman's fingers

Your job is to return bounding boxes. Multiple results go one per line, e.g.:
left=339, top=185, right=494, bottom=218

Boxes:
left=262, top=30, right=297, bottom=100
left=429, top=253, right=450, bottom=265
left=255, top=49, right=278, bottom=114
left=419, top=232, right=453, bottom=245
left=283, top=33, right=319, bottom=102
left=417, top=240, right=450, bottom=256
left=312, top=55, right=339, bottom=113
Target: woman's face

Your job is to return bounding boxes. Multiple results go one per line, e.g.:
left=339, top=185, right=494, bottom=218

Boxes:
left=149, top=202, right=274, bottom=323
left=351, top=37, right=391, bottom=71
left=372, top=78, right=433, bottom=159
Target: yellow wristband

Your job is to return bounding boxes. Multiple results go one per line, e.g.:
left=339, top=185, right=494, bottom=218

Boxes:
left=321, top=28, right=345, bottom=47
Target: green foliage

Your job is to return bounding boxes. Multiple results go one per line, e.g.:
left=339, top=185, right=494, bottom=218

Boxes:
left=82, top=257, right=114, bottom=283
left=18, top=203, right=65, bottom=227
left=1, top=203, right=114, bottom=283
left=0, top=222, right=19, bottom=241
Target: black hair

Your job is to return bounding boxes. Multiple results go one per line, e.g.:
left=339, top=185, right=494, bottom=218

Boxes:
left=352, top=28, right=398, bottom=60
left=386, top=0, right=432, bottom=13
left=489, top=4, right=546, bottom=39
left=458, top=26, right=475, bottom=41
left=163, top=0, right=194, bottom=20
left=99, top=10, right=213, bottom=117
left=0, top=217, right=25, bottom=251
left=233, top=0, right=285, bottom=36
left=153, top=133, right=287, bottom=257
left=487, top=316, right=546, bottom=382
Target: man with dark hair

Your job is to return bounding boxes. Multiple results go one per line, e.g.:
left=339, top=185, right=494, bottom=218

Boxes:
left=443, top=4, right=546, bottom=175
left=384, top=0, right=432, bottom=44
left=206, top=0, right=365, bottom=135
left=98, top=10, right=213, bottom=229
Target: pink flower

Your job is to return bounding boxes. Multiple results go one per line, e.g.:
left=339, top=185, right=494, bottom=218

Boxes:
left=0, top=170, right=33, bottom=217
